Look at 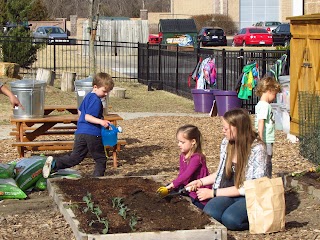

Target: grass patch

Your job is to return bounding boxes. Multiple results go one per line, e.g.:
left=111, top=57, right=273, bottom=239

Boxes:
left=0, top=77, right=196, bottom=124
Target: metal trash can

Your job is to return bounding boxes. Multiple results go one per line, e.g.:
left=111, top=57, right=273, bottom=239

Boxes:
left=10, top=79, right=46, bottom=119
left=74, top=77, right=93, bottom=108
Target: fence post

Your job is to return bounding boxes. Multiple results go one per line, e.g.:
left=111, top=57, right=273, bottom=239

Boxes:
left=239, top=49, right=244, bottom=73
left=175, top=45, right=179, bottom=92
left=53, top=40, right=56, bottom=73
left=137, top=42, right=140, bottom=81
left=222, top=49, right=227, bottom=90
left=196, top=42, right=200, bottom=62
left=158, top=43, right=163, bottom=90
left=146, top=43, right=152, bottom=91
left=262, top=49, right=267, bottom=77
left=286, top=49, right=290, bottom=75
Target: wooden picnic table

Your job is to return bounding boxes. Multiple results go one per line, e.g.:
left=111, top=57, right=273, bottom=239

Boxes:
left=43, top=105, right=79, bottom=115
left=10, top=105, right=125, bottom=167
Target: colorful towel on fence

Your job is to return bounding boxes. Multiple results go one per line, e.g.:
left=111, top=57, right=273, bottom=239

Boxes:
left=238, top=62, right=259, bottom=100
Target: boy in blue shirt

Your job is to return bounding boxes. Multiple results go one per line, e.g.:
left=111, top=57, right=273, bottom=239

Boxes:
left=43, top=72, right=114, bottom=177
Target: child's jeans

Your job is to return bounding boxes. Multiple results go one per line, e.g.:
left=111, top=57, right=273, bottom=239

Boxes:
left=55, top=134, right=107, bottom=176
left=266, top=143, right=273, bottom=178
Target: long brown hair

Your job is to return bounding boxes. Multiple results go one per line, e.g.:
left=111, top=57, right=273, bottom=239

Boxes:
left=176, top=124, right=203, bottom=160
left=223, top=108, right=260, bottom=188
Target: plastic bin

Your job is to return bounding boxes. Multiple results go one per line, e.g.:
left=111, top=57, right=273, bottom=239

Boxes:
left=191, top=89, right=216, bottom=113
left=277, top=75, right=290, bottom=111
left=214, top=90, right=242, bottom=116
left=271, top=103, right=283, bottom=130
left=10, top=79, right=47, bottom=119
left=280, top=106, right=290, bottom=134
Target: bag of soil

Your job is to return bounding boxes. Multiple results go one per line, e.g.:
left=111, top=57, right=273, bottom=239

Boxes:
left=0, top=162, right=16, bottom=179
left=0, top=178, right=27, bottom=199
left=34, top=169, right=81, bottom=191
left=35, top=176, right=47, bottom=191
left=14, top=156, right=46, bottom=191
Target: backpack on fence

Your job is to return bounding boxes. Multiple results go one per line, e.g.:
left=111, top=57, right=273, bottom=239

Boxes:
left=188, top=57, right=202, bottom=87
left=188, top=57, right=217, bottom=89
left=267, top=54, right=288, bottom=81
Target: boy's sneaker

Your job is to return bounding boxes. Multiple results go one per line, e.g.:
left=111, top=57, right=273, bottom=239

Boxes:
left=43, top=156, right=54, bottom=178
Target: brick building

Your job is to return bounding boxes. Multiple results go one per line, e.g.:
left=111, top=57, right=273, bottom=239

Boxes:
left=147, top=0, right=320, bottom=33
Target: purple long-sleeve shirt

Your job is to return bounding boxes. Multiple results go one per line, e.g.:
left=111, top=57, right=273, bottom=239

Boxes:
left=172, top=153, right=210, bottom=203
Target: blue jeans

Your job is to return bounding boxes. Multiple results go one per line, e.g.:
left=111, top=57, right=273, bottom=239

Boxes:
left=203, top=196, right=248, bottom=231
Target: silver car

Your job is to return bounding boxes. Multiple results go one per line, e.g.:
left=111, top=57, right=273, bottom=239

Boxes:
left=33, top=26, right=69, bottom=44
left=254, top=21, right=282, bottom=33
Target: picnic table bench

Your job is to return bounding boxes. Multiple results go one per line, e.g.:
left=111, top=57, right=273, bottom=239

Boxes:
left=10, top=105, right=126, bottom=167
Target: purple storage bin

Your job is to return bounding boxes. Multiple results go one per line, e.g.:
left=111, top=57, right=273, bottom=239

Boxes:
left=214, top=90, right=242, bottom=116
left=191, top=89, right=216, bottom=113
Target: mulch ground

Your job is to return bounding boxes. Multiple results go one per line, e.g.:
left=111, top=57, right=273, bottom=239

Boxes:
left=0, top=115, right=320, bottom=240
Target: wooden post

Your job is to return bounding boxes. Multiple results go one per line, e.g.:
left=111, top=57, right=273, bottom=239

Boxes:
left=36, top=68, right=55, bottom=86
left=61, top=72, right=76, bottom=92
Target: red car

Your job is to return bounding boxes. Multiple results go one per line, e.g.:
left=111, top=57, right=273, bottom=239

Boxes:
left=232, top=27, right=273, bottom=47
left=148, top=34, right=162, bottom=45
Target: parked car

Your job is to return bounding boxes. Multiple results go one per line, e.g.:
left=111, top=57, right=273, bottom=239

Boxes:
left=254, top=21, right=282, bottom=33
left=33, top=26, right=69, bottom=44
left=3, top=22, right=31, bottom=35
left=148, top=34, right=162, bottom=44
left=232, top=27, right=273, bottom=47
left=197, top=27, right=227, bottom=47
left=272, top=23, right=291, bottom=47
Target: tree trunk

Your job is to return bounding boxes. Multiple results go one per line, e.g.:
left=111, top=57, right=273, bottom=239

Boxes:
left=61, top=72, right=76, bottom=92
left=36, top=68, right=55, bottom=86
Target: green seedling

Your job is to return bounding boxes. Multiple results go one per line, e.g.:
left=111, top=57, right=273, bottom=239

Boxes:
left=118, top=205, right=128, bottom=219
left=112, top=197, right=123, bottom=208
left=112, top=197, right=128, bottom=219
left=83, top=192, right=109, bottom=234
left=129, top=215, right=138, bottom=231
left=112, top=196, right=139, bottom=231
left=291, top=171, right=306, bottom=177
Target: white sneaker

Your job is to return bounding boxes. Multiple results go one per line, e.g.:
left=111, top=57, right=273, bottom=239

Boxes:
left=43, top=156, right=53, bottom=178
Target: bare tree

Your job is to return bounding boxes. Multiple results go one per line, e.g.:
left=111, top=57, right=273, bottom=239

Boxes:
left=42, top=0, right=170, bottom=19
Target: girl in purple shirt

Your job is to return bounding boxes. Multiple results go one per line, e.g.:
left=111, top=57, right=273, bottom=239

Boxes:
left=166, top=124, right=210, bottom=209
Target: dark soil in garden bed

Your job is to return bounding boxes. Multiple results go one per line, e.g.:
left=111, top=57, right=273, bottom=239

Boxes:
left=292, top=171, right=320, bottom=189
left=54, top=177, right=212, bottom=234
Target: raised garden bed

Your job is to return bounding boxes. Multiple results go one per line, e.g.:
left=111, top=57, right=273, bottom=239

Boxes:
left=47, top=176, right=227, bottom=240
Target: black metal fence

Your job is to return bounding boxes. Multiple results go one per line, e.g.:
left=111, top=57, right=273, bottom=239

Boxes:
left=138, top=43, right=289, bottom=113
left=0, top=36, right=289, bottom=113
left=0, top=36, right=139, bottom=81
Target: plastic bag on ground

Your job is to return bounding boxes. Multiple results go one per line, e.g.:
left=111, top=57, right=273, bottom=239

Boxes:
left=0, top=178, right=27, bottom=199
left=34, top=169, right=81, bottom=191
left=0, top=162, right=16, bottom=179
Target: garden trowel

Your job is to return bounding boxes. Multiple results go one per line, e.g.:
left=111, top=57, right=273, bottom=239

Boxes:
left=156, top=186, right=191, bottom=198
